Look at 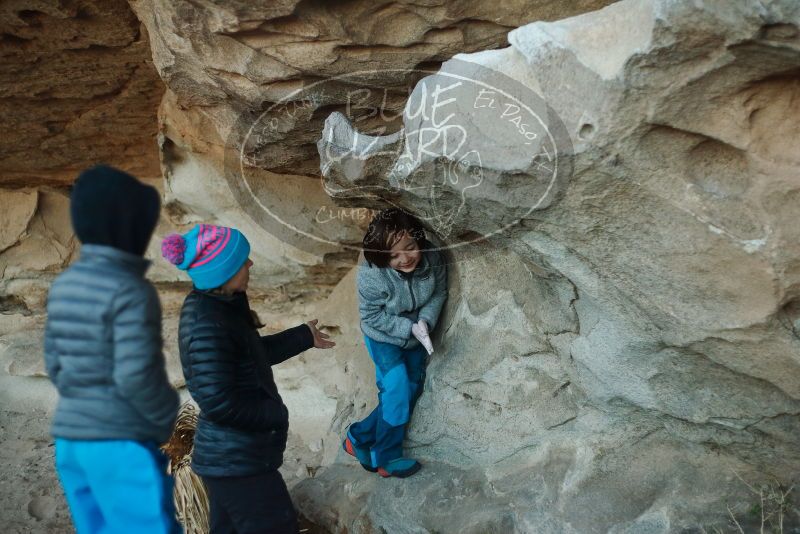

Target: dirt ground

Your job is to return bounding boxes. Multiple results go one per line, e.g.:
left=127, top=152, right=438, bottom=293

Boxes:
left=0, top=404, right=330, bottom=534
left=0, top=408, right=73, bottom=533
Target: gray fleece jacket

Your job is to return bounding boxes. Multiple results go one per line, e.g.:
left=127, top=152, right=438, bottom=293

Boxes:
left=357, top=246, right=448, bottom=348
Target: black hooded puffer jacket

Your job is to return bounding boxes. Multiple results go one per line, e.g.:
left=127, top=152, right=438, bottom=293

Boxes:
left=178, top=288, right=314, bottom=477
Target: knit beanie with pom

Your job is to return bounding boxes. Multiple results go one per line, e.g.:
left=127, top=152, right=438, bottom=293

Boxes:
left=161, top=224, right=251, bottom=290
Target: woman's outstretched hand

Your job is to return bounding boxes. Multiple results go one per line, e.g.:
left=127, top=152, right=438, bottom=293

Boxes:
left=306, top=319, right=336, bottom=349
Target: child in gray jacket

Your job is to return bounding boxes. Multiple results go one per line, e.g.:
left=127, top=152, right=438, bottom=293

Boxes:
left=343, top=209, right=447, bottom=478
left=44, top=165, right=180, bottom=533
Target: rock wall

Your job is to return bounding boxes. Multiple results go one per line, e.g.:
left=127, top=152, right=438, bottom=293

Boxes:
left=3, top=0, right=800, bottom=533
left=129, top=0, right=614, bottom=292
left=0, top=0, right=615, bottom=532
left=302, top=0, right=800, bottom=531
left=0, top=0, right=163, bottom=187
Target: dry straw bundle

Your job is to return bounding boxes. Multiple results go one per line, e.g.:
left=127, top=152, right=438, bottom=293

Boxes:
left=162, top=402, right=210, bottom=534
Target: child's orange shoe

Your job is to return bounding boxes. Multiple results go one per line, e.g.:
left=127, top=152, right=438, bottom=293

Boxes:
left=342, top=435, right=377, bottom=473
left=377, top=458, right=421, bottom=478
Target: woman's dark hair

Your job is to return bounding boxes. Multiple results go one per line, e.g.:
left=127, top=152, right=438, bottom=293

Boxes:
left=363, top=208, right=427, bottom=268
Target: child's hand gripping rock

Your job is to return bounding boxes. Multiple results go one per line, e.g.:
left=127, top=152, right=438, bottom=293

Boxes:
left=411, top=319, right=434, bottom=355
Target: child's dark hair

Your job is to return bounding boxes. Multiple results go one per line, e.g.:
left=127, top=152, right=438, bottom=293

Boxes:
left=363, top=208, right=427, bottom=268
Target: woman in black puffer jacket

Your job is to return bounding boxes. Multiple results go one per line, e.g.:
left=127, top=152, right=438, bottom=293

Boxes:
left=162, top=224, right=335, bottom=534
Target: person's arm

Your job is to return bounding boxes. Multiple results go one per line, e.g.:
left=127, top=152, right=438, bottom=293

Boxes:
left=357, top=268, right=415, bottom=340
left=111, top=283, right=179, bottom=441
left=417, top=253, right=448, bottom=331
left=188, top=312, right=287, bottom=431
left=260, top=323, right=314, bottom=366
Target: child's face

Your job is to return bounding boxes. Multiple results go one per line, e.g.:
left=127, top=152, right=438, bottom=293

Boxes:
left=388, top=232, right=421, bottom=272
left=221, top=258, right=253, bottom=293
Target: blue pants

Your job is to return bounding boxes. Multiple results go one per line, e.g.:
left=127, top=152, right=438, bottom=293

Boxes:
left=55, top=438, right=181, bottom=534
left=348, top=335, right=427, bottom=467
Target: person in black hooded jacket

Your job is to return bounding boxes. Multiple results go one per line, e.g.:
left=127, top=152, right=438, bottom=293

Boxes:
left=162, top=223, right=335, bottom=534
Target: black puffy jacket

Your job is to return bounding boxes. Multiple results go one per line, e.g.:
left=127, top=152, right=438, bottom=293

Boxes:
left=178, top=288, right=314, bottom=477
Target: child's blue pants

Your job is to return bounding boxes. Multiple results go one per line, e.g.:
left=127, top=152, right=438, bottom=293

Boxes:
left=348, top=335, right=427, bottom=467
left=55, top=438, right=181, bottom=534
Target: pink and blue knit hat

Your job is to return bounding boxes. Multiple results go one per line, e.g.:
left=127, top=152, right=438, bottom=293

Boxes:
left=161, top=224, right=251, bottom=290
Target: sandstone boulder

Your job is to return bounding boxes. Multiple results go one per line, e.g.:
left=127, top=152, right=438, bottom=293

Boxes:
left=304, top=0, right=800, bottom=531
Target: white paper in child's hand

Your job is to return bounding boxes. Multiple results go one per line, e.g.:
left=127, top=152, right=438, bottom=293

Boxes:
left=412, top=321, right=434, bottom=355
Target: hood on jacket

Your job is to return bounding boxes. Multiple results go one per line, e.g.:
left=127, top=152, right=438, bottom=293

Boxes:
left=70, top=165, right=161, bottom=256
